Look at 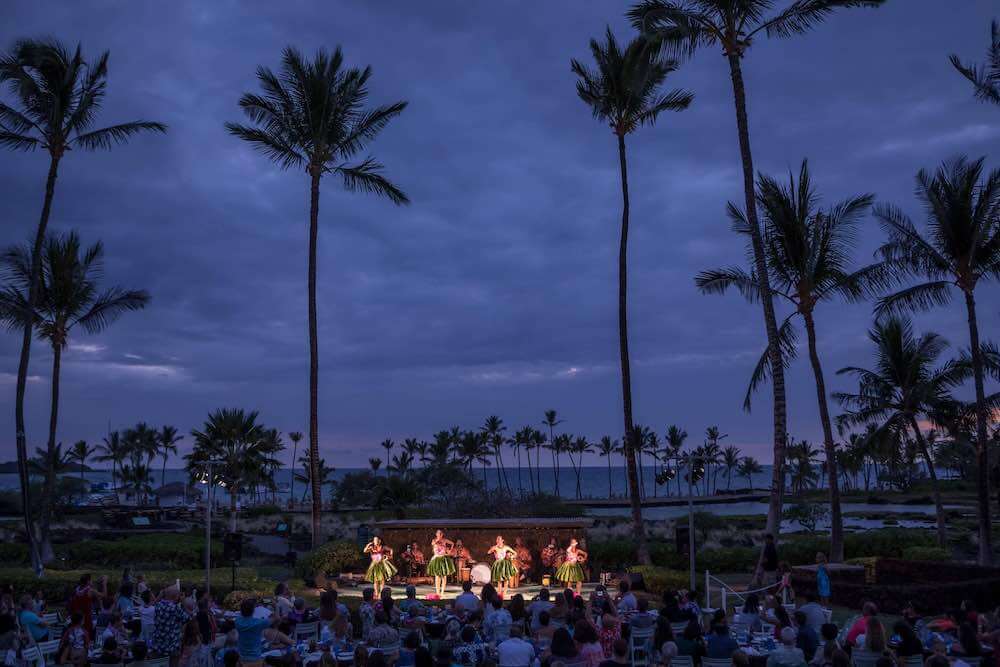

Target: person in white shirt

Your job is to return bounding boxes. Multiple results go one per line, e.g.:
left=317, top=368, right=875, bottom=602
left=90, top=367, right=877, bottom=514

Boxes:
left=274, top=583, right=294, bottom=618
left=454, top=581, right=481, bottom=617
left=497, top=625, right=536, bottom=667
left=483, top=597, right=513, bottom=642
left=528, top=589, right=554, bottom=632
left=797, top=593, right=826, bottom=632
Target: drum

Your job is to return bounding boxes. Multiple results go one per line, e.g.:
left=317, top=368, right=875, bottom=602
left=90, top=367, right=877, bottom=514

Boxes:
left=471, top=563, right=491, bottom=584
left=459, top=567, right=472, bottom=583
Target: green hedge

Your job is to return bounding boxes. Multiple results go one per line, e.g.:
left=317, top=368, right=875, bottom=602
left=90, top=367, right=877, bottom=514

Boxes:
left=901, top=546, right=950, bottom=561
left=629, top=566, right=693, bottom=596
left=0, top=567, right=270, bottom=602
left=0, top=543, right=29, bottom=566
left=56, top=534, right=222, bottom=569
left=295, top=540, right=363, bottom=583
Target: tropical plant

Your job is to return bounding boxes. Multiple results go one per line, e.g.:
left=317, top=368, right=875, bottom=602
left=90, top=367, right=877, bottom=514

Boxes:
left=695, top=161, right=874, bottom=561
left=871, top=157, right=1000, bottom=563
left=737, top=456, right=762, bottom=491
left=542, top=410, right=563, bottom=495
left=572, top=28, right=692, bottom=564
left=368, top=457, right=382, bottom=475
left=951, top=20, right=1000, bottom=106
left=787, top=439, right=821, bottom=494
left=94, top=431, right=126, bottom=495
left=481, top=416, right=510, bottom=493
left=227, top=46, right=408, bottom=547
left=287, top=431, right=302, bottom=504
left=721, top=445, right=742, bottom=490
left=664, top=425, right=688, bottom=496
left=379, top=440, right=395, bottom=478
left=186, top=408, right=283, bottom=532
left=67, top=440, right=91, bottom=500
left=27, top=442, right=72, bottom=524
left=156, top=426, right=183, bottom=488
left=570, top=435, right=593, bottom=499
left=629, top=0, right=885, bottom=583
left=296, top=452, right=334, bottom=501
left=834, top=317, right=968, bottom=548
left=0, top=37, right=165, bottom=571
left=597, top=436, right=619, bottom=498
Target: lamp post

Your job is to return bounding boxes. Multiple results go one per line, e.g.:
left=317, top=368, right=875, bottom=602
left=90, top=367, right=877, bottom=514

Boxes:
left=200, top=459, right=226, bottom=597
left=661, top=454, right=706, bottom=592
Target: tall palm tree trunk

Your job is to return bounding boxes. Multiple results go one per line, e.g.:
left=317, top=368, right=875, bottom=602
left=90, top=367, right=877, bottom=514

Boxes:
left=607, top=456, right=613, bottom=498
left=548, top=426, right=559, bottom=496
left=727, top=55, right=787, bottom=586
left=910, top=417, right=947, bottom=547
left=308, top=167, right=322, bottom=548
left=616, top=133, right=649, bottom=565
left=964, top=290, right=993, bottom=564
left=230, top=492, right=238, bottom=533
left=289, top=440, right=298, bottom=508
left=803, top=312, right=844, bottom=562
left=40, top=344, right=65, bottom=560
left=516, top=448, right=523, bottom=496
left=16, top=153, right=62, bottom=573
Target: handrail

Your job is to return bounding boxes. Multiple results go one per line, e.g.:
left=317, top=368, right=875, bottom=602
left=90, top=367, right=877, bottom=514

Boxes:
left=704, top=570, right=782, bottom=612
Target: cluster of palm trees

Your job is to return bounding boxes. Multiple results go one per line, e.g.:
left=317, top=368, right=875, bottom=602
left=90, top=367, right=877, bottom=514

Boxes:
left=569, top=2, right=1000, bottom=572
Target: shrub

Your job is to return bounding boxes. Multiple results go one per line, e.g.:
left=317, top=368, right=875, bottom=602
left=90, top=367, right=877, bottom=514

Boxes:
left=901, top=546, right=950, bottom=561
left=629, top=566, right=693, bottom=596
left=588, top=540, right=637, bottom=570
left=242, top=504, right=282, bottom=519
left=57, top=534, right=222, bottom=569
left=295, top=540, right=362, bottom=584
left=222, top=589, right=271, bottom=610
left=0, top=543, right=29, bottom=566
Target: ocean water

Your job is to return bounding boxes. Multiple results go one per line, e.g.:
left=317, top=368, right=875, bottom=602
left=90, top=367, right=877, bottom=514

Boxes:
left=0, top=463, right=895, bottom=503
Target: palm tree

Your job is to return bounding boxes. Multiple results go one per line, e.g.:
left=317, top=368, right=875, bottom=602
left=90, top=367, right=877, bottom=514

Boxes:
left=296, top=453, right=334, bottom=501
left=542, top=410, right=564, bottom=495
left=0, top=38, right=165, bottom=571
left=68, top=440, right=91, bottom=500
left=481, top=416, right=510, bottom=493
left=871, top=157, right=1000, bottom=564
left=227, top=46, right=408, bottom=548
left=573, top=29, right=692, bottom=564
left=511, top=427, right=531, bottom=496
left=695, top=161, right=874, bottom=561
left=156, top=426, right=183, bottom=488
left=380, top=440, right=395, bottom=478
left=530, top=429, right=546, bottom=493
left=388, top=451, right=413, bottom=478
left=834, top=317, right=967, bottom=548
left=951, top=21, right=1000, bottom=106
left=721, top=445, right=742, bottom=490
left=187, top=408, right=280, bottom=532
left=737, top=456, right=763, bottom=491
left=664, top=425, right=688, bottom=496
left=629, top=0, right=885, bottom=579
left=702, top=427, right=725, bottom=495
left=368, top=457, right=382, bottom=475
left=94, top=431, right=125, bottom=496
left=287, top=431, right=302, bottom=505
left=571, top=436, right=594, bottom=499
left=597, top=436, right=619, bottom=498
left=787, top=439, right=821, bottom=494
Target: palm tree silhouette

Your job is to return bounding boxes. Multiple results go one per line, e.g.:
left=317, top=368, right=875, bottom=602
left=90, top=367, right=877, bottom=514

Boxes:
left=227, top=46, right=408, bottom=547
left=94, top=431, right=125, bottom=496
left=542, top=410, right=564, bottom=495
left=629, top=0, right=885, bottom=576
left=871, top=157, right=1000, bottom=563
left=68, top=440, right=92, bottom=502
left=380, top=440, right=395, bottom=478
left=835, top=317, right=967, bottom=548
left=696, top=160, right=875, bottom=561
left=737, top=456, right=763, bottom=491
left=157, top=426, right=183, bottom=488
left=951, top=21, right=1000, bottom=106
left=572, top=28, right=692, bottom=563
left=665, top=425, right=688, bottom=496
left=287, top=431, right=303, bottom=505
left=721, top=445, right=742, bottom=490
left=0, top=38, right=165, bottom=570
left=597, top=436, right=619, bottom=498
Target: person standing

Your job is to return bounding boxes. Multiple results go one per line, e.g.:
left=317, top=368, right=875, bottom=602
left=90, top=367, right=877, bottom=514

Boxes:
left=68, top=574, right=107, bottom=640
left=815, top=553, right=831, bottom=606
left=427, top=530, right=457, bottom=599
left=364, top=536, right=397, bottom=599
left=762, top=534, right=779, bottom=586
left=487, top=536, right=518, bottom=600
left=151, top=587, right=190, bottom=667
left=555, top=539, right=587, bottom=595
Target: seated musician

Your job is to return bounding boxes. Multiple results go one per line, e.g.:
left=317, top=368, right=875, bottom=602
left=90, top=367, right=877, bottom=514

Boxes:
left=540, top=538, right=559, bottom=577
left=411, top=542, right=427, bottom=577
left=514, top=537, right=533, bottom=584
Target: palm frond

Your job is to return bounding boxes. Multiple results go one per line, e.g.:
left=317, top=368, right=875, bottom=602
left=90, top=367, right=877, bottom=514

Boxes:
left=225, top=123, right=306, bottom=170
left=743, top=315, right=799, bottom=413
left=949, top=20, right=1000, bottom=106
left=751, top=0, right=887, bottom=40
left=334, top=158, right=409, bottom=205
left=874, top=281, right=953, bottom=317
left=72, top=121, right=167, bottom=151
left=694, top=266, right=761, bottom=302
left=73, top=288, right=150, bottom=335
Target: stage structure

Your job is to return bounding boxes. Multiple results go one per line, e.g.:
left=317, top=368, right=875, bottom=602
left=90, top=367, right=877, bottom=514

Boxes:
left=370, top=517, right=593, bottom=584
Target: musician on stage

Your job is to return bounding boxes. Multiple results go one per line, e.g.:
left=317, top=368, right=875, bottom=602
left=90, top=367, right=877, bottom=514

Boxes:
left=487, top=535, right=518, bottom=599
left=427, top=529, right=457, bottom=598
left=363, top=535, right=396, bottom=598
left=399, top=544, right=417, bottom=579
left=555, top=538, right=587, bottom=595
left=411, top=542, right=427, bottom=570
left=540, top=538, right=559, bottom=578
left=514, top=537, right=533, bottom=585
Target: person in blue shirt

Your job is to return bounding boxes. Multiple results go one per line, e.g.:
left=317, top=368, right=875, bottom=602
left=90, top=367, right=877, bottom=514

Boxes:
left=117, top=583, right=135, bottom=614
left=235, top=599, right=271, bottom=664
left=18, top=595, right=48, bottom=642
left=705, top=623, right=739, bottom=659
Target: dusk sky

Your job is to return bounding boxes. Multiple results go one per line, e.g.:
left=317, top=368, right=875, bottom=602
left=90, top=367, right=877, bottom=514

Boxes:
left=1, top=1, right=998, bottom=468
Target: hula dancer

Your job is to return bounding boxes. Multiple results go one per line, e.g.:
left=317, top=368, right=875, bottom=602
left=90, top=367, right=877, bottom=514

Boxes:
left=427, top=530, right=457, bottom=598
left=363, top=536, right=396, bottom=598
left=555, top=538, right=587, bottom=595
left=487, top=536, right=518, bottom=599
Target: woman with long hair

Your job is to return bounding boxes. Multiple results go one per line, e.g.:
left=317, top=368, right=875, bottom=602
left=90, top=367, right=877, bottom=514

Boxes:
left=487, top=536, right=518, bottom=599
left=427, top=530, right=457, bottom=598
left=364, top=536, right=397, bottom=599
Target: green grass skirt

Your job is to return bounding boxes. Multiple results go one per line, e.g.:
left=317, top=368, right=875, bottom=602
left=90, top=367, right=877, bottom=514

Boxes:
left=491, top=558, right=518, bottom=582
left=365, top=558, right=398, bottom=583
left=555, top=562, right=585, bottom=583
left=427, top=555, right=457, bottom=577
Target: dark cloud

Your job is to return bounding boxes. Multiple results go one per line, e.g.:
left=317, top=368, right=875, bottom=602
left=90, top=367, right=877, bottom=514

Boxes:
left=1, top=0, right=998, bottom=465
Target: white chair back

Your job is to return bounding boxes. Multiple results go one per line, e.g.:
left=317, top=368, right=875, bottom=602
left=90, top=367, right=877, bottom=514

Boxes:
left=142, top=657, right=171, bottom=667
left=703, top=659, right=733, bottom=667
left=671, top=622, right=689, bottom=634
left=852, top=649, right=883, bottom=667
left=670, top=656, right=695, bottom=667
left=294, top=621, right=319, bottom=642
left=41, top=613, right=60, bottom=625
left=629, top=626, right=656, bottom=667
left=902, top=657, right=923, bottom=667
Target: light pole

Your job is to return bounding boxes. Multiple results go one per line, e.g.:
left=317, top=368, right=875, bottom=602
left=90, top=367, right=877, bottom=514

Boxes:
left=200, top=459, right=225, bottom=597
left=661, top=454, right=706, bottom=592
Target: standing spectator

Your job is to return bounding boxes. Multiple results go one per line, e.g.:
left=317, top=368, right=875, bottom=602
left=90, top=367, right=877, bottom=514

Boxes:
left=798, top=593, right=826, bottom=632
left=151, top=587, right=190, bottom=667
left=179, top=620, right=212, bottom=667
left=235, top=599, right=270, bottom=667
left=762, top=534, right=779, bottom=585
left=815, top=553, right=831, bottom=606
left=274, top=583, right=293, bottom=619
left=139, top=590, right=157, bottom=642
left=598, top=600, right=622, bottom=658
left=195, top=597, right=217, bottom=645
left=18, top=594, right=49, bottom=642
left=845, top=602, right=878, bottom=647
left=68, top=574, right=107, bottom=639
left=793, top=611, right=818, bottom=661
left=736, top=594, right=763, bottom=633
left=615, top=581, right=637, bottom=615
left=117, top=583, right=136, bottom=614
